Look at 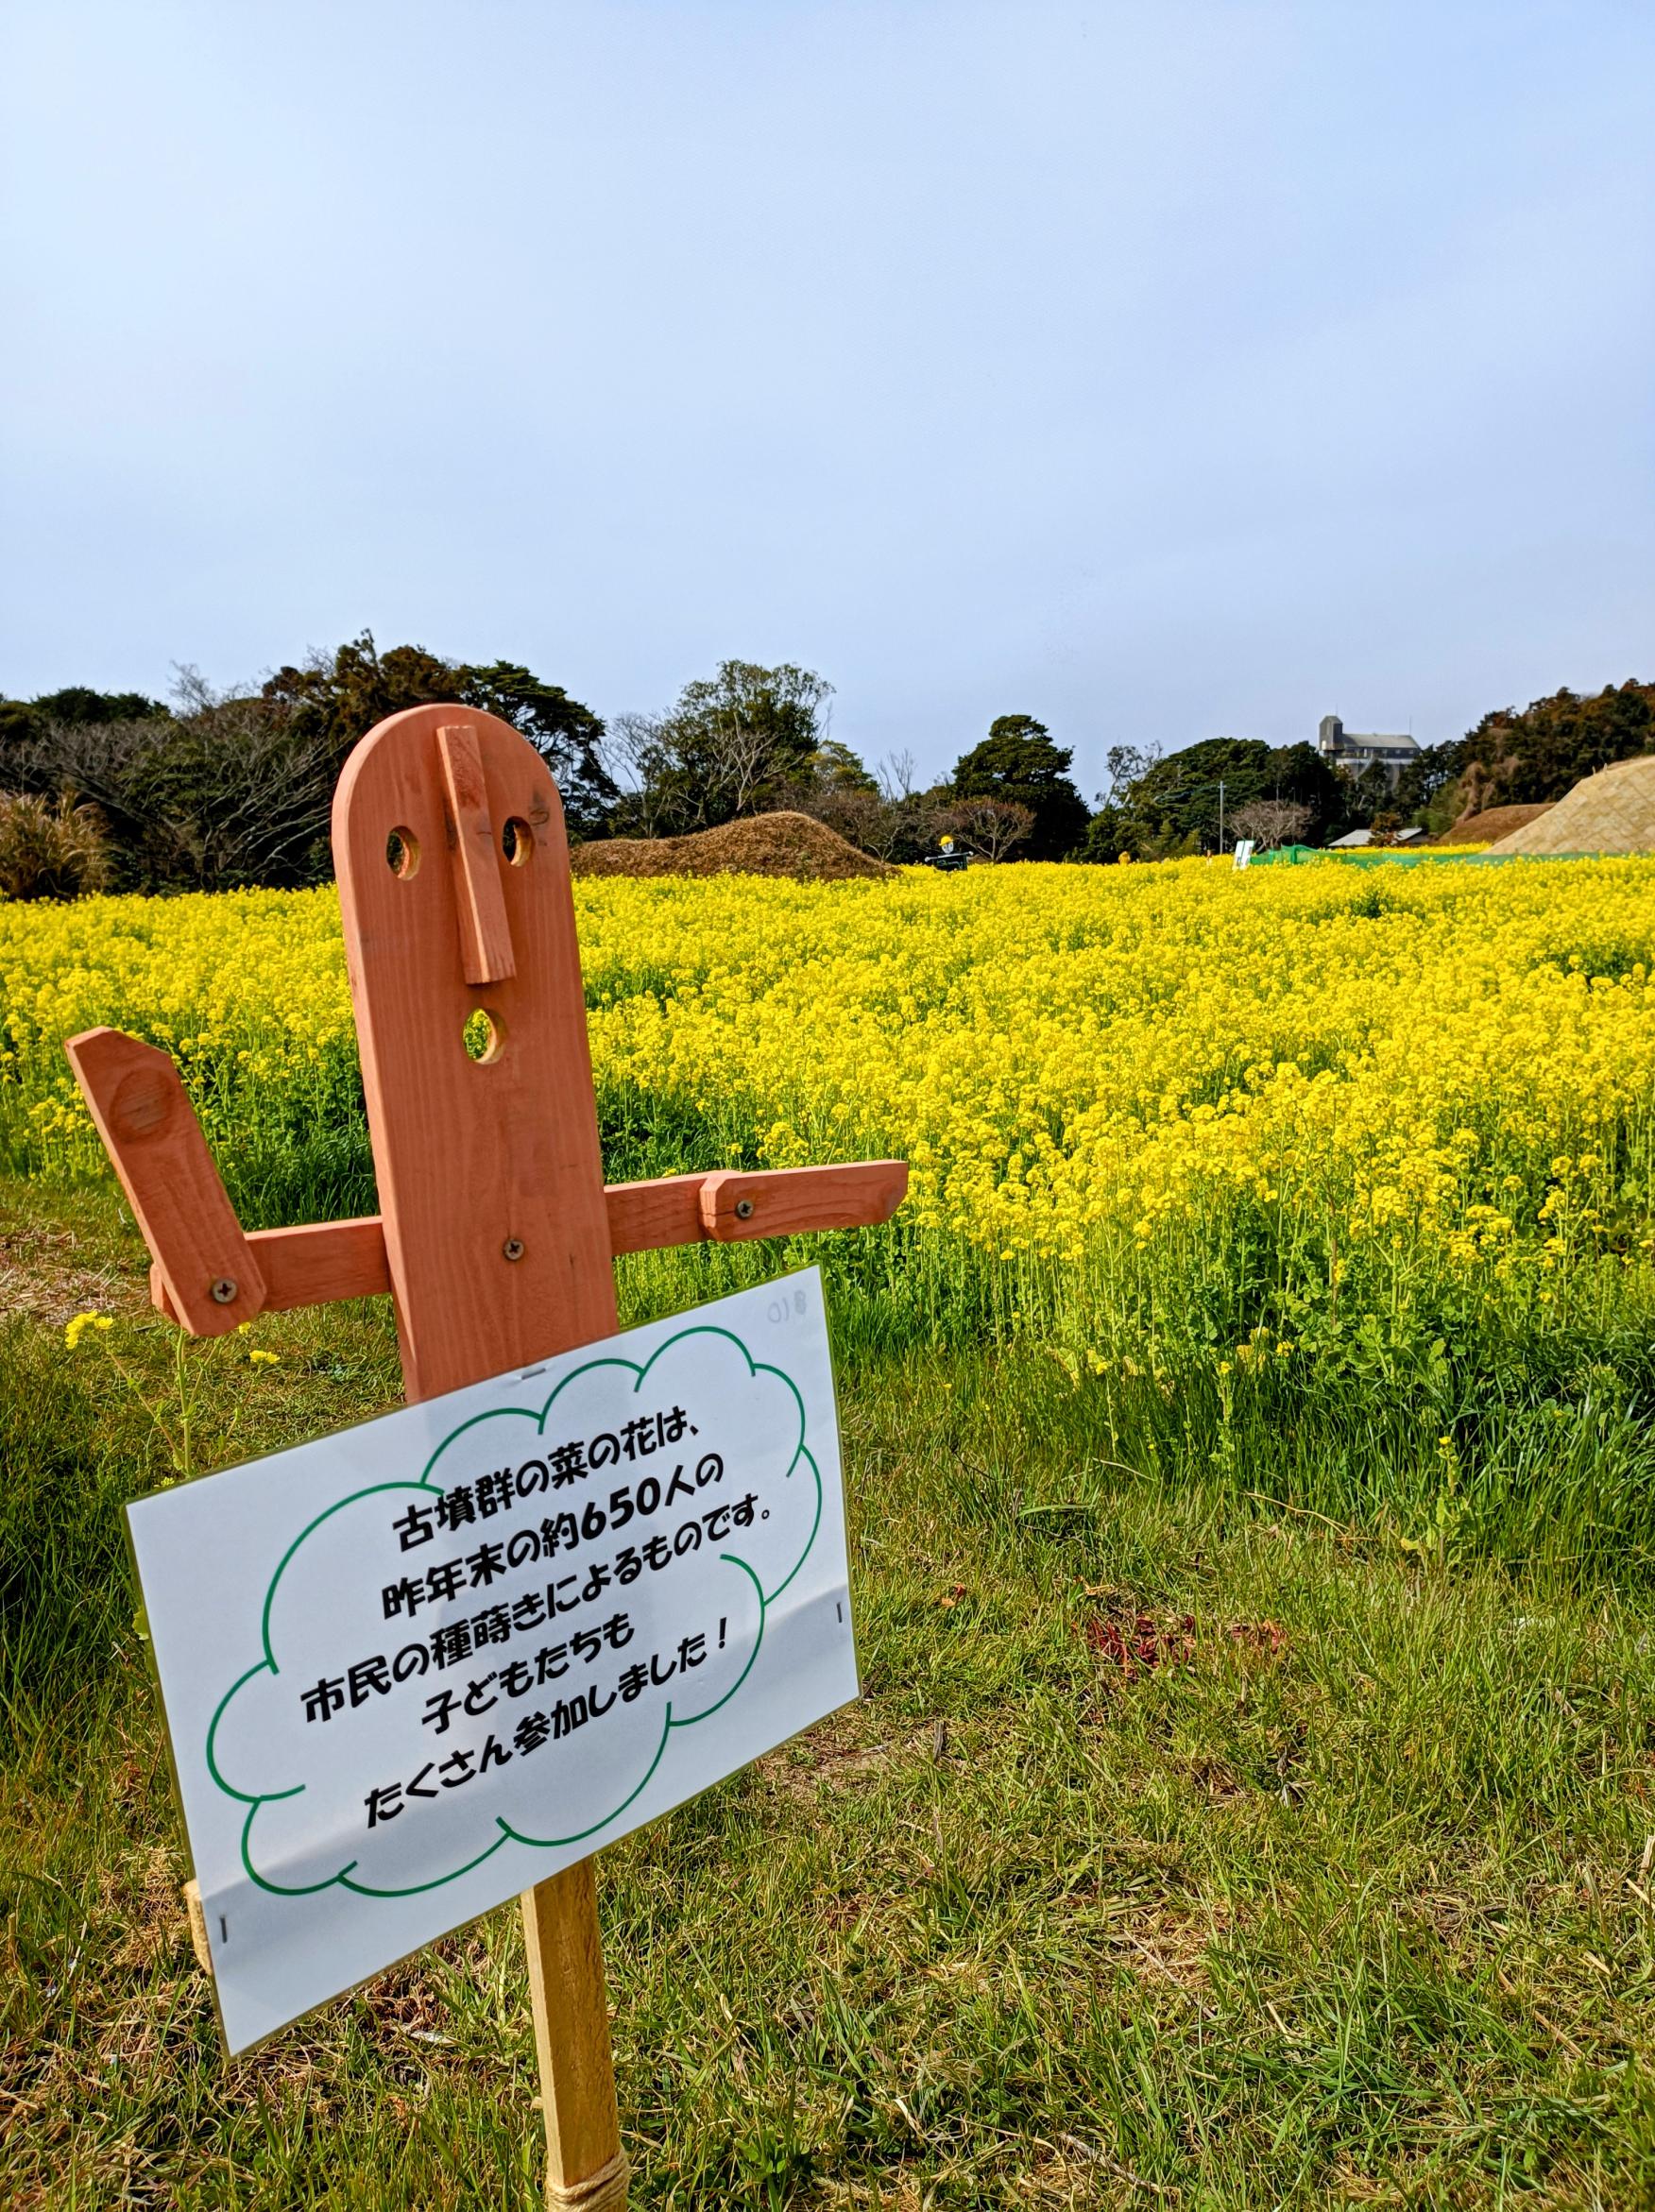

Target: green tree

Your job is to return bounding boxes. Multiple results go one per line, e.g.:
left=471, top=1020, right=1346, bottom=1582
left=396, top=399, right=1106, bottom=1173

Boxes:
left=608, top=660, right=834, bottom=834
left=1104, top=737, right=1344, bottom=852
left=261, top=635, right=614, bottom=833
left=6, top=640, right=614, bottom=888
left=799, top=738, right=878, bottom=794
left=30, top=686, right=169, bottom=724
left=455, top=662, right=616, bottom=840
left=261, top=635, right=460, bottom=757
left=949, top=715, right=1089, bottom=859
left=1455, top=680, right=1655, bottom=811
left=1076, top=803, right=1199, bottom=863
left=1389, top=743, right=1461, bottom=828
left=1337, top=758, right=1405, bottom=833
left=785, top=737, right=890, bottom=853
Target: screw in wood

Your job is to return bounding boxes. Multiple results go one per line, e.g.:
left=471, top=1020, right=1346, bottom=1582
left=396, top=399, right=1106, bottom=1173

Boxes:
left=503, top=1237, right=526, bottom=1262
left=210, top=1277, right=238, bottom=1304
left=734, top=1199, right=755, bottom=1220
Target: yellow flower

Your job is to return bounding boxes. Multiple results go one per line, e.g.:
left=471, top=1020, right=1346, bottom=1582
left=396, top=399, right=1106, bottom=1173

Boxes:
left=4, top=855, right=1654, bottom=1334
left=64, top=1310, right=113, bottom=1350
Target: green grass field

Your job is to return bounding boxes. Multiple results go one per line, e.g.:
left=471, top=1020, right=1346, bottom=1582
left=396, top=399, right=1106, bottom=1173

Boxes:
left=6, top=1172, right=1655, bottom=2208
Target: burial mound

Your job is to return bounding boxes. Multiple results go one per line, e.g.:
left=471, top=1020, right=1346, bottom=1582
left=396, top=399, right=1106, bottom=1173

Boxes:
left=571, top=811, right=896, bottom=882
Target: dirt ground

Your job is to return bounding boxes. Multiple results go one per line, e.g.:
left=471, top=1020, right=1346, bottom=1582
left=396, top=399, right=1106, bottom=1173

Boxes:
left=1431, top=801, right=1556, bottom=843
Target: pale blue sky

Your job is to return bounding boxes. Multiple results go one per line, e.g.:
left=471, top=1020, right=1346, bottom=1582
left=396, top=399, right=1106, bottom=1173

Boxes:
left=5, top=1, right=1651, bottom=793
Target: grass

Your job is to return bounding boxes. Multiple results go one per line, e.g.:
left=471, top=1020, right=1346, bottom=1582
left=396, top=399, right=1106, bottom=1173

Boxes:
left=6, top=1177, right=1655, bottom=2207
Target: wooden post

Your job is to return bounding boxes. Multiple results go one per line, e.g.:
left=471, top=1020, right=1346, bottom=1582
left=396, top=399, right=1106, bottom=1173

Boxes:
left=333, top=706, right=627, bottom=2205
left=66, top=702, right=908, bottom=2208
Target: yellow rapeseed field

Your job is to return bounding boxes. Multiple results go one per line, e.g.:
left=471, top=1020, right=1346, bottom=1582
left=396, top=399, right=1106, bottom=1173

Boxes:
left=3, top=858, right=1654, bottom=1305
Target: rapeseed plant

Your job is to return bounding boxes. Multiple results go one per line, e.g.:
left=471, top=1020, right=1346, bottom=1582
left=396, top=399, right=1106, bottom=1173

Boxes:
left=4, top=859, right=1651, bottom=1328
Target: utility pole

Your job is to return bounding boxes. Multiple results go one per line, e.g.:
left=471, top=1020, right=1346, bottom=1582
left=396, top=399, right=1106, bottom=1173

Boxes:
left=1149, top=776, right=1231, bottom=854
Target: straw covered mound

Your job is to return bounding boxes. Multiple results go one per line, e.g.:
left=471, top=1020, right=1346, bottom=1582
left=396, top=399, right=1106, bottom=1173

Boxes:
left=1432, top=802, right=1556, bottom=845
left=1487, top=755, right=1655, bottom=855
left=570, top=810, right=896, bottom=882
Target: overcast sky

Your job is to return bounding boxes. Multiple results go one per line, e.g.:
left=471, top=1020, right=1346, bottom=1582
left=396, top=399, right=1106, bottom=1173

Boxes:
left=5, top=1, right=1651, bottom=792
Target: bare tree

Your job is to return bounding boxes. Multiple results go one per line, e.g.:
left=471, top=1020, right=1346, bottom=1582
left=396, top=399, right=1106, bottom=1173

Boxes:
left=793, top=783, right=890, bottom=853
left=596, top=661, right=835, bottom=837
left=877, top=748, right=918, bottom=804
left=937, top=797, right=1035, bottom=862
left=26, top=671, right=337, bottom=889
left=600, top=711, right=673, bottom=837
left=1229, top=797, right=1311, bottom=849
left=169, top=661, right=219, bottom=716
left=607, top=704, right=777, bottom=831
left=866, top=792, right=940, bottom=862
left=1100, top=742, right=1161, bottom=804
left=698, top=707, right=776, bottom=823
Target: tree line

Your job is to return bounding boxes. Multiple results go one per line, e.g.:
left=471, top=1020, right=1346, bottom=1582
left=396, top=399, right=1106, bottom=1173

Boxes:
left=0, top=641, right=614, bottom=898
left=0, top=640, right=1092, bottom=895
left=1073, top=678, right=1655, bottom=859
left=0, top=638, right=1648, bottom=898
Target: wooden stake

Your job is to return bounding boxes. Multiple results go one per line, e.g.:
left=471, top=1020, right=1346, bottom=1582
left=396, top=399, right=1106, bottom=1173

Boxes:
left=522, top=1863, right=631, bottom=2211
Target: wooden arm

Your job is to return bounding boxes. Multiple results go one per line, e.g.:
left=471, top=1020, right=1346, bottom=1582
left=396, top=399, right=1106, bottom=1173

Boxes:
left=68, top=1026, right=907, bottom=1335
left=64, top=1029, right=267, bottom=1336
left=147, top=1161, right=908, bottom=1325
left=696, top=1163, right=909, bottom=1242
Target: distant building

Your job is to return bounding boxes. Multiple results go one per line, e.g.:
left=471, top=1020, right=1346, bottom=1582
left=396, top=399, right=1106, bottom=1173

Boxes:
left=1317, top=714, right=1419, bottom=788
left=1328, top=825, right=1425, bottom=849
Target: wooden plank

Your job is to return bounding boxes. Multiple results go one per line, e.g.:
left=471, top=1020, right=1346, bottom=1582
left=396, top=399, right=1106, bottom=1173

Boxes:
left=606, top=1170, right=730, bottom=1255
left=438, top=721, right=517, bottom=986
left=64, top=1027, right=266, bottom=1336
left=252, top=1216, right=391, bottom=1309
left=333, top=702, right=626, bottom=2208
left=609, top=1161, right=906, bottom=1248
left=150, top=1217, right=391, bottom=1326
left=149, top=1166, right=912, bottom=1324
left=698, top=1160, right=908, bottom=1243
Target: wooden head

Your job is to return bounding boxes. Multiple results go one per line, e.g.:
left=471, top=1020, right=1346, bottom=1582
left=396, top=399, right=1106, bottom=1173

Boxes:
left=333, top=705, right=617, bottom=1402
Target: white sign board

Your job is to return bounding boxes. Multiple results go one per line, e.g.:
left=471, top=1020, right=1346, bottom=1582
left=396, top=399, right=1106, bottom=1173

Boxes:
left=127, top=1267, right=857, bottom=2055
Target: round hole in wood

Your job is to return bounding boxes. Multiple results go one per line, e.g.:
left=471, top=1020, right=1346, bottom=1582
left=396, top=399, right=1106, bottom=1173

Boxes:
left=502, top=816, right=534, bottom=865
left=462, top=1008, right=504, bottom=1063
left=386, top=826, right=420, bottom=878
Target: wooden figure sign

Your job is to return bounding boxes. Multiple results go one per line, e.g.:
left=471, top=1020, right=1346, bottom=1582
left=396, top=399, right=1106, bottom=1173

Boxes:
left=66, top=705, right=906, bottom=2211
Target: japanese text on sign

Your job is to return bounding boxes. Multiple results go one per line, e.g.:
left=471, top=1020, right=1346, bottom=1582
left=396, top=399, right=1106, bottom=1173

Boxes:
left=126, top=1270, right=857, bottom=2054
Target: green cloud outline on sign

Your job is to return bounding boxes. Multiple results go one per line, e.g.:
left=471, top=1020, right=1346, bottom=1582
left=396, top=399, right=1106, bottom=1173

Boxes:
left=205, top=1323, right=821, bottom=1901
